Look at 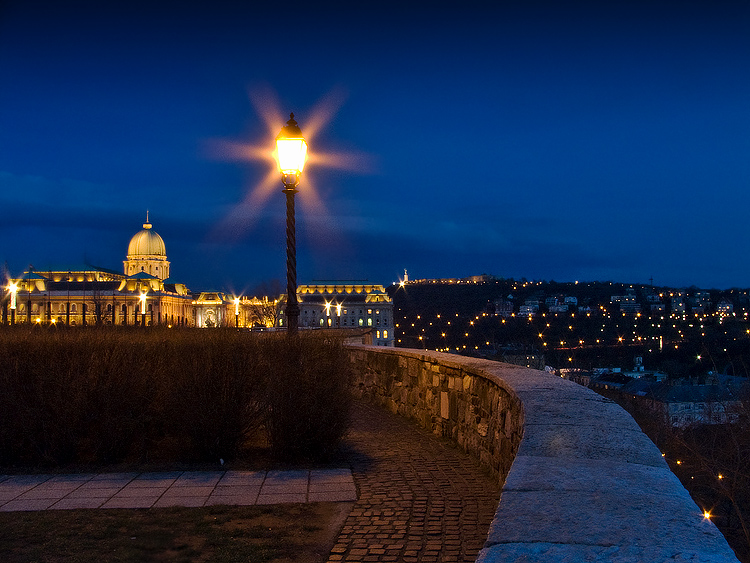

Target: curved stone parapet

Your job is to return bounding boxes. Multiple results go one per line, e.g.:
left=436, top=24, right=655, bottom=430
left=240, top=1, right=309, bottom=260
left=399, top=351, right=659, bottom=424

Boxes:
left=347, top=346, right=739, bottom=563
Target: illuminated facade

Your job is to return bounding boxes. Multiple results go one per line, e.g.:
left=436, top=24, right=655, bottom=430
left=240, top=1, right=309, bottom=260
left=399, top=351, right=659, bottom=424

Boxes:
left=2, top=218, right=385, bottom=337
left=4, top=219, right=193, bottom=326
left=279, top=283, right=395, bottom=346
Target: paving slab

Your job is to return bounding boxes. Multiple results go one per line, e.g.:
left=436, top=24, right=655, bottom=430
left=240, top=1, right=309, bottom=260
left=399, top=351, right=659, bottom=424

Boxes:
left=172, top=471, right=223, bottom=487
left=256, top=492, right=307, bottom=504
left=0, top=498, right=58, bottom=511
left=0, top=468, right=356, bottom=511
left=50, top=498, right=105, bottom=510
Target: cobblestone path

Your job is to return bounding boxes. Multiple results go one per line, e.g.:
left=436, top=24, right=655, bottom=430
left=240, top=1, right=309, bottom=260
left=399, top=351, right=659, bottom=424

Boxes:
left=328, top=401, right=501, bottom=563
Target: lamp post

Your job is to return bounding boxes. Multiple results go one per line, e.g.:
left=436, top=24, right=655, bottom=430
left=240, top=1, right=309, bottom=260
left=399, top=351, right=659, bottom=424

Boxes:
left=275, top=113, right=307, bottom=335
left=8, top=282, right=17, bottom=326
left=234, top=296, right=240, bottom=328
left=139, top=292, right=147, bottom=327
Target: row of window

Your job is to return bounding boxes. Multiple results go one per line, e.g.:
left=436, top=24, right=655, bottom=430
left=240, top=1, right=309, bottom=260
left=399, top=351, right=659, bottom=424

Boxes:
left=15, top=303, right=188, bottom=314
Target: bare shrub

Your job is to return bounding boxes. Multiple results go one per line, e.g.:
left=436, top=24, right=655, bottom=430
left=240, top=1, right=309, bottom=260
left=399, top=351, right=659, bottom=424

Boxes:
left=263, top=334, right=352, bottom=462
left=0, top=327, right=352, bottom=467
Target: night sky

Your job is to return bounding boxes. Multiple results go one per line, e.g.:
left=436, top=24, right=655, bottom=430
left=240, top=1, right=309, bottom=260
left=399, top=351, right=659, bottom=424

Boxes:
left=1, top=1, right=749, bottom=294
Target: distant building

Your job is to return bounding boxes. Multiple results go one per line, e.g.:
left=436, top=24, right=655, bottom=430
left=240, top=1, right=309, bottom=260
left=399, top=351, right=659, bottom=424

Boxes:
left=519, top=301, right=539, bottom=317
left=611, top=289, right=641, bottom=314
left=493, top=298, right=514, bottom=318
left=6, top=218, right=194, bottom=327
left=280, top=283, right=394, bottom=346
left=622, top=375, right=748, bottom=427
left=671, top=294, right=687, bottom=315
left=717, top=299, right=733, bottom=316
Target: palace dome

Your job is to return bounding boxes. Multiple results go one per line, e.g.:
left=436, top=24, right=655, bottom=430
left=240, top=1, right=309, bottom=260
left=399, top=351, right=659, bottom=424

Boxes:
left=127, top=221, right=166, bottom=257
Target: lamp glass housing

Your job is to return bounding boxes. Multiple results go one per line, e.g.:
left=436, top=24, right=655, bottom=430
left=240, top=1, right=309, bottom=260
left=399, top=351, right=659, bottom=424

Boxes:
left=275, top=138, right=308, bottom=175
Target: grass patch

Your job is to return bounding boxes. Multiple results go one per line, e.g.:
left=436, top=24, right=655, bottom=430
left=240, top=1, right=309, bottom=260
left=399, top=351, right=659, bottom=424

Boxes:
left=0, top=503, right=345, bottom=563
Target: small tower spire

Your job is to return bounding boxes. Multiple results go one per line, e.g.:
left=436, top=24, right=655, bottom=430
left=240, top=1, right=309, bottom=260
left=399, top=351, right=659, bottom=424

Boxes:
left=143, top=210, right=152, bottom=230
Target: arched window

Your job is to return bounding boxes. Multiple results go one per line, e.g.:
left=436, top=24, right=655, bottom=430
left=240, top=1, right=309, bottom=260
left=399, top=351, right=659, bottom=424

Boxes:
left=71, top=303, right=77, bottom=313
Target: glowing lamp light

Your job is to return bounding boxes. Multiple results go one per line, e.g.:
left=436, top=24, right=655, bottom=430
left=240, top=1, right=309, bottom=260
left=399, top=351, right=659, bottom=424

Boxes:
left=8, top=282, right=18, bottom=309
left=139, top=292, right=147, bottom=314
left=234, top=297, right=240, bottom=316
left=275, top=113, right=308, bottom=176
left=703, top=510, right=712, bottom=520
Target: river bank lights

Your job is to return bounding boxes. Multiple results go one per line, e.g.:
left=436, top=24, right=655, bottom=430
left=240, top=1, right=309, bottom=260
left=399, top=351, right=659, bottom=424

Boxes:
left=275, top=113, right=308, bottom=335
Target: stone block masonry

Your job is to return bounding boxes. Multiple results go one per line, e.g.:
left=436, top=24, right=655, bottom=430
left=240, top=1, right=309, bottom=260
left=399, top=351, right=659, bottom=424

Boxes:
left=347, top=346, right=739, bottom=562
left=347, top=348, right=524, bottom=485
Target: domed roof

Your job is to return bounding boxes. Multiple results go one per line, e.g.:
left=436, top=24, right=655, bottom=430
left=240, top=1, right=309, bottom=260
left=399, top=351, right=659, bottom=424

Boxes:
left=127, top=220, right=166, bottom=257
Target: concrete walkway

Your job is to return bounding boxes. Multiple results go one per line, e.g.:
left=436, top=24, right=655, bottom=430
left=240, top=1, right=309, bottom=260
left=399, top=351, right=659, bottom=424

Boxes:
left=0, top=468, right=356, bottom=511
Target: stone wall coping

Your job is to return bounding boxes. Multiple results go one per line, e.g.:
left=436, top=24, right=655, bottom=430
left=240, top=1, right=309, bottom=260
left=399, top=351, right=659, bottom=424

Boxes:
left=350, top=346, right=739, bottom=563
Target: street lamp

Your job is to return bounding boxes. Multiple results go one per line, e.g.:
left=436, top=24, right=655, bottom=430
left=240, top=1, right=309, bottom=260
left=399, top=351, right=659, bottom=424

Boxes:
left=8, top=282, right=17, bottom=325
left=275, top=113, right=307, bottom=335
left=139, top=292, right=147, bottom=327
left=234, top=296, right=240, bottom=328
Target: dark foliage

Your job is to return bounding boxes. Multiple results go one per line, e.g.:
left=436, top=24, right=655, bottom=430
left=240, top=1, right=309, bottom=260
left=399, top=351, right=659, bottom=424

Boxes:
left=0, top=327, right=351, bottom=467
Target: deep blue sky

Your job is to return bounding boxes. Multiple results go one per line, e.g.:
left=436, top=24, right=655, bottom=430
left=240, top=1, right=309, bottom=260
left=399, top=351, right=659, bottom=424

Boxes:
left=1, top=1, right=749, bottom=293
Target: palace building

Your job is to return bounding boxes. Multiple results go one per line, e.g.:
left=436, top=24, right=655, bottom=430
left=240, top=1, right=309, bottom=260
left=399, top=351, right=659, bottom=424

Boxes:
left=2, top=217, right=394, bottom=344
left=278, top=283, right=394, bottom=346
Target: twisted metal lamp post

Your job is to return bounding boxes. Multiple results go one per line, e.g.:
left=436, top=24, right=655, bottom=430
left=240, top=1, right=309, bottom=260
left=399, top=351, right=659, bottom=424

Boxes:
left=275, top=113, right=308, bottom=335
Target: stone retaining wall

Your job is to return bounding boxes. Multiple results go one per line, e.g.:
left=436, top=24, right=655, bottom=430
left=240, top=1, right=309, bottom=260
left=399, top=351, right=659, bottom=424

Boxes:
left=347, top=346, right=740, bottom=563
left=347, top=345, right=523, bottom=483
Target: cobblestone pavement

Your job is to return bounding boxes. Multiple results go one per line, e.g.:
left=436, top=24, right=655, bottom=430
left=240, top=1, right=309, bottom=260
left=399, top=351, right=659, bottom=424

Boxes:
left=329, top=401, right=501, bottom=563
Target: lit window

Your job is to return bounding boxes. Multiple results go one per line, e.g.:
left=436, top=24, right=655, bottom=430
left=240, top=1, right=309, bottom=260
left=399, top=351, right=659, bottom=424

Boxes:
left=384, top=330, right=388, bottom=339
left=376, top=330, right=381, bottom=339
left=359, top=318, right=363, bottom=326
left=368, top=318, right=373, bottom=326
